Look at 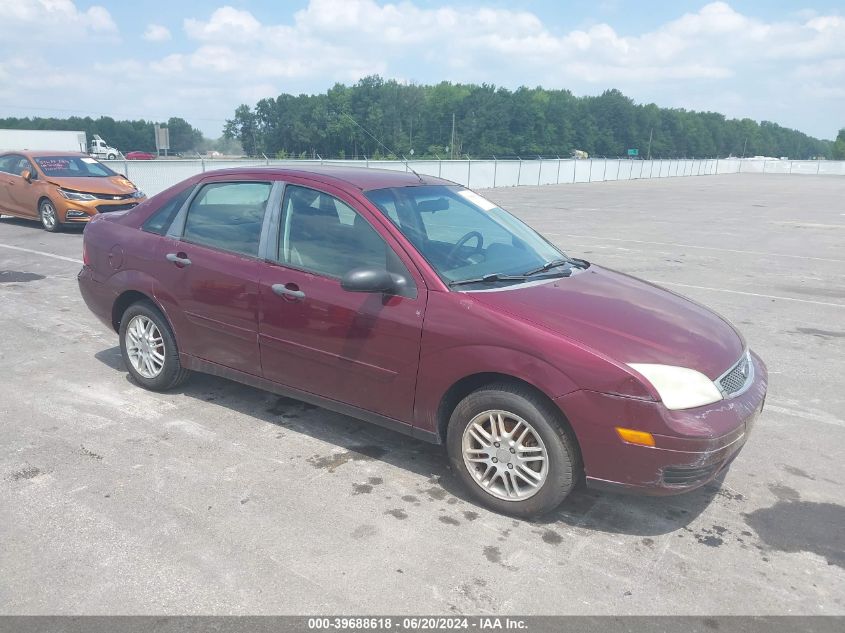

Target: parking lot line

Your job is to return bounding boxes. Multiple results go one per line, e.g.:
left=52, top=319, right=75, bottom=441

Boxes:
left=765, top=403, right=845, bottom=429
left=658, top=281, right=845, bottom=308
left=552, top=234, right=845, bottom=264
left=0, top=242, right=82, bottom=264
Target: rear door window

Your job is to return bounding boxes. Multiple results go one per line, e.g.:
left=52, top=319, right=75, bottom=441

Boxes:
left=0, top=155, right=28, bottom=176
left=0, top=155, right=15, bottom=174
left=181, top=181, right=272, bottom=257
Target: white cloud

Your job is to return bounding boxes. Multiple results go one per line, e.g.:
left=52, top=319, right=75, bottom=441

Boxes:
left=0, top=1, right=843, bottom=139
left=184, top=6, right=262, bottom=41
left=0, top=0, right=117, bottom=38
left=172, top=1, right=845, bottom=86
left=143, top=24, right=172, bottom=42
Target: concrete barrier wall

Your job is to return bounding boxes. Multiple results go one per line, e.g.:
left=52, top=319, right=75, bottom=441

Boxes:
left=103, top=157, right=842, bottom=197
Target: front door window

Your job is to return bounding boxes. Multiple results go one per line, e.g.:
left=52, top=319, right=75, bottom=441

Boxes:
left=279, top=185, right=389, bottom=277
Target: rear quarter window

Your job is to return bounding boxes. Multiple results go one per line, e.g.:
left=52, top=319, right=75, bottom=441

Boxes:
left=142, top=187, right=194, bottom=235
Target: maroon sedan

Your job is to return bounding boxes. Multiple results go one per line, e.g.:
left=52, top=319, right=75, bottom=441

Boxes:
left=78, top=166, right=767, bottom=517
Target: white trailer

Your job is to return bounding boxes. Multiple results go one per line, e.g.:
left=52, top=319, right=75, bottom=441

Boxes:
left=0, top=129, right=87, bottom=153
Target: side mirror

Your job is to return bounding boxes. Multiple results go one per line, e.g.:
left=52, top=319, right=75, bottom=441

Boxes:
left=21, top=169, right=32, bottom=183
left=341, top=267, right=396, bottom=294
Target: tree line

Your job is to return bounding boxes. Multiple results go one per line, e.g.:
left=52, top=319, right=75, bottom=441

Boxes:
left=0, top=115, right=205, bottom=154
left=223, top=76, right=834, bottom=160
left=3, top=81, right=838, bottom=161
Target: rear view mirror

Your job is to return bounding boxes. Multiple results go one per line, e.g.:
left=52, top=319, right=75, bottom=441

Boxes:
left=21, top=169, right=32, bottom=183
left=417, top=197, right=449, bottom=213
left=341, top=267, right=396, bottom=294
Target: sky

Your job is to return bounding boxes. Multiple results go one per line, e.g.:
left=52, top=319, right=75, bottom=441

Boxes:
left=0, top=0, right=843, bottom=140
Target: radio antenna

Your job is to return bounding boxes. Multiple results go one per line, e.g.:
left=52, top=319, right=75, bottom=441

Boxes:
left=338, top=111, right=424, bottom=183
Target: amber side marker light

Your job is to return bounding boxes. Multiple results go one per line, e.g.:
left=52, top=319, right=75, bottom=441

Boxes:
left=615, top=427, right=656, bottom=447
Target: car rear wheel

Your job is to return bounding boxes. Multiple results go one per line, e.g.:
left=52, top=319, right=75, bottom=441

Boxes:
left=446, top=383, right=580, bottom=518
left=119, top=301, right=190, bottom=391
left=39, top=199, right=62, bottom=232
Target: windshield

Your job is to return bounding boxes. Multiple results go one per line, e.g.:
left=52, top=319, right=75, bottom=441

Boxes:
left=366, top=185, right=567, bottom=287
left=34, top=156, right=116, bottom=178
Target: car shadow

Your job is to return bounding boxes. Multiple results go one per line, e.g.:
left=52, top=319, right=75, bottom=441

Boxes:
left=94, top=345, right=725, bottom=537
left=0, top=215, right=85, bottom=232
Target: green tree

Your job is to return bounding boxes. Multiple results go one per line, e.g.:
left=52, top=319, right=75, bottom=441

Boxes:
left=223, top=105, right=262, bottom=156
left=833, top=129, right=845, bottom=160
left=164, top=117, right=204, bottom=153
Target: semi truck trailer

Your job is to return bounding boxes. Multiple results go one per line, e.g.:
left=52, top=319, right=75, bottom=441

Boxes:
left=0, top=129, right=122, bottom=159
left=0, top=129, right=87, bottom=153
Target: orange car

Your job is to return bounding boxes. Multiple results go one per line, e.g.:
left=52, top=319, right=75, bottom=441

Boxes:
left=0, top=151, right=146, bottom=232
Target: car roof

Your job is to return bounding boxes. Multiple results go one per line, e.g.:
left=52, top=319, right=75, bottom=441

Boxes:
left=199, top=164, right=458, bottom=192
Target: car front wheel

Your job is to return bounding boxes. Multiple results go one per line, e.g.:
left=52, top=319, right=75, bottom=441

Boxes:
left=39, top=199, right=62, bottom=232
left=119, top=301, right=190, bottom=391
left=447, top=383, right=580, bottom=518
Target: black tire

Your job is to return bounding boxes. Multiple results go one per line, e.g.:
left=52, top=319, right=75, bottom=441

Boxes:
left=39, top=198, right=62, bottom=232
left=118, top=301, right=190, bottom=391
left=446, top=383, right=580, bottom=518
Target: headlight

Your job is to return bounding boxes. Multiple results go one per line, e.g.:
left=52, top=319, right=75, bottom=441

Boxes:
left=130, top=190, right=146, bottom=199
left=58, top=188, right=96, bottom=201
left=627, top=363, right=723, bottom=410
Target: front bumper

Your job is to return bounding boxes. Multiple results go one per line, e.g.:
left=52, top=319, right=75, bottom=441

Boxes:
left=57, top=197, right=142, bottom=223
left=555, top=351, right=767, bottom=495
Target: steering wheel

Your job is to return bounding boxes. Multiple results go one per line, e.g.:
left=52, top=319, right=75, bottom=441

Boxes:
left=447, top=231, right=484, bottom=265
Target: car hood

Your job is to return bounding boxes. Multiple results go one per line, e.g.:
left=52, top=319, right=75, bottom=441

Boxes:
left=468, top=265, right=744, bottom=379
left=46, top=175, right=138, bottom=194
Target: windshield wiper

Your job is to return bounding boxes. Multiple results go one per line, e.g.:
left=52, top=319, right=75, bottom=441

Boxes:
left=523, top=257, right=589, bottom=277
left=448, top=273, right=527, bottom=288
left=522, top=258, right=572, bottom=277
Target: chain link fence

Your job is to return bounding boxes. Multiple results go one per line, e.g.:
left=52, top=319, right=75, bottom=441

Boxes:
left=103, top=157, right=844, bottom=197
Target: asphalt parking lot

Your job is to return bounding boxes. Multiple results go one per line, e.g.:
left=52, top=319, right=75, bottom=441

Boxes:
left=1, top=173, right=843, bottom=615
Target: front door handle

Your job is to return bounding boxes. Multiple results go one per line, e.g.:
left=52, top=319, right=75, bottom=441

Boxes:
left=272, top=283, right=305, bottom=300
left=166, top=252, right=191, bottom=267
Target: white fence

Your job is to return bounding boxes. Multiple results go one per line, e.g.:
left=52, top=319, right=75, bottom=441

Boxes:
left=103, top=158, right=845, bottom=197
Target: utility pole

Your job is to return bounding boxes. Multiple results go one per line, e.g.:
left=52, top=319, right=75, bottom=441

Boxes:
left=741, top=137, right=748, bottom=158
left=646, top=128, right=653, bottom=160
left=450, top=113, right=456, bottom=160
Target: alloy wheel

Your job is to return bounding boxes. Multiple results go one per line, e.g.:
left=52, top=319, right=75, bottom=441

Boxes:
left=461, top=409, right=549, bottom=501
left=125, top=315, right=166, bottom=378
left=40, top=202, right=57, bottom=229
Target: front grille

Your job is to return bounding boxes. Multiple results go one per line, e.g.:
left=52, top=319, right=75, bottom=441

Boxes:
left=663, top=463, right=721, bottom=486
left=718, top=352, right=752, bottom=397
left=96, top=202, right=138, bottom=214
left=92, top=192, right=133, bottom=200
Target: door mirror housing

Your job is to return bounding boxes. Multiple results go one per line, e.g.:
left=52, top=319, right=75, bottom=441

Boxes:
left=21, top=169, right=32, bottom=183
left=341, top=267, right=397, bottom=294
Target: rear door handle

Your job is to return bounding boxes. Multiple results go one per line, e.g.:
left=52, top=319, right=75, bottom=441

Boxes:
left=272, top=283, right=305, bottom=300
left=166, top=252, right=191, bottom=266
